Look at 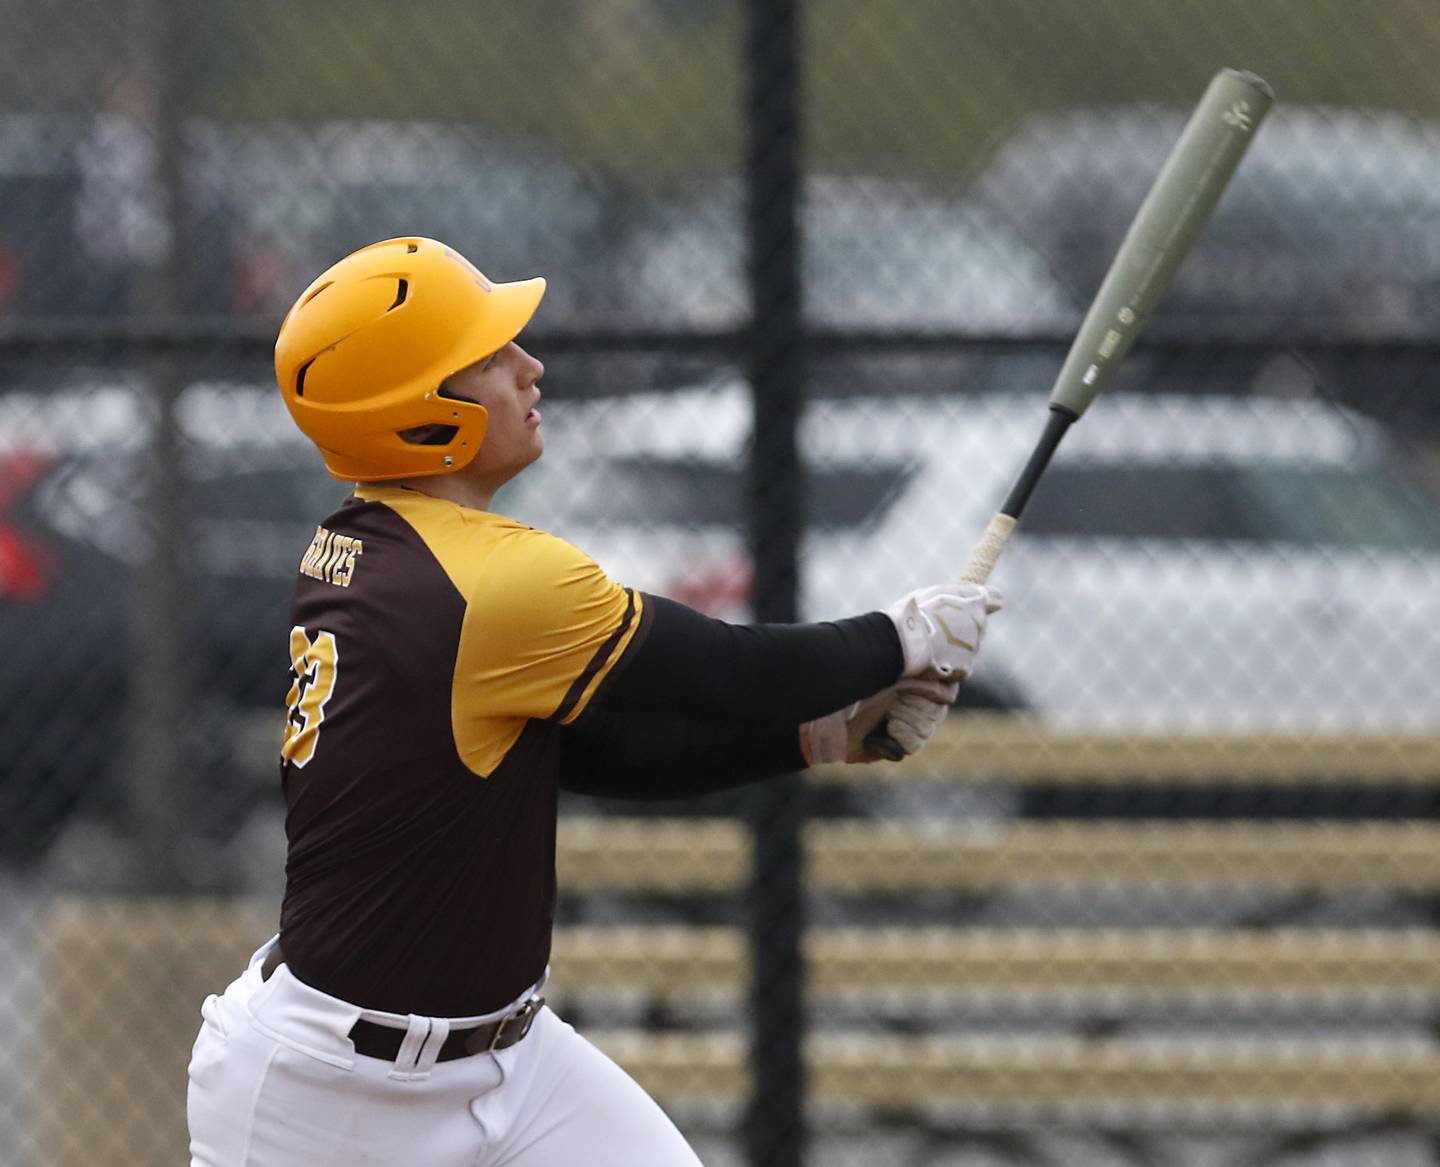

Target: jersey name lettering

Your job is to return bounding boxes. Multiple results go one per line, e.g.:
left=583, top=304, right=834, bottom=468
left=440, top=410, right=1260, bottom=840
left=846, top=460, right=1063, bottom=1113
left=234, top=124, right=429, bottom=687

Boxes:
left=299, top=525, right=363, bottom=587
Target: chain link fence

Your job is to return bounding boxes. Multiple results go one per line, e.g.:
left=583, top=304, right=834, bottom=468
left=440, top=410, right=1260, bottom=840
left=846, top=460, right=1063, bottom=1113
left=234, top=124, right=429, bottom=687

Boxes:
left=4, top=1, right=1440, bottom=1164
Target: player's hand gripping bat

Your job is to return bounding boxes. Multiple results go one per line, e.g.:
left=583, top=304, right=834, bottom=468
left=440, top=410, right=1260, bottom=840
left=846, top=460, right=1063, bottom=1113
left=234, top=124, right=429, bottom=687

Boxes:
left=866, top=67, right=1274, bottom=761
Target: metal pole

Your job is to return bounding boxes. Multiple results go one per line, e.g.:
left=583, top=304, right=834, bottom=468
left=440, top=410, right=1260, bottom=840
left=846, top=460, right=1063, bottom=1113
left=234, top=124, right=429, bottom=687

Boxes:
left=743, top=0, right=805, bottom=1163
left=124, top=0, right=194, bottom=891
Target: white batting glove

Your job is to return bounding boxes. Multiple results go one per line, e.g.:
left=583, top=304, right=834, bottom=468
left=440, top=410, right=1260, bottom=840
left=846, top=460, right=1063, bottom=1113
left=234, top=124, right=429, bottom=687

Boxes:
left=800, top=676, right=960, bottom=765
left=884, top=582, right=1004, bottom=680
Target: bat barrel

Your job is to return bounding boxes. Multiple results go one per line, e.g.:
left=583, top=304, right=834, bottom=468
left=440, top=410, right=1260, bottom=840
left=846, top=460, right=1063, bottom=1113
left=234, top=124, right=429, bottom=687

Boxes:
left=864, top=68, right=1272, bottom=767
left=1049, top=68, right=1274, bottom=418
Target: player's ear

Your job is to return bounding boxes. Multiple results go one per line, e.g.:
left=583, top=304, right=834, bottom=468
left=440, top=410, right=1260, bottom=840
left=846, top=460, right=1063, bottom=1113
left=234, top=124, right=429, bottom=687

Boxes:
left=398, top=424, right=460, bottom=447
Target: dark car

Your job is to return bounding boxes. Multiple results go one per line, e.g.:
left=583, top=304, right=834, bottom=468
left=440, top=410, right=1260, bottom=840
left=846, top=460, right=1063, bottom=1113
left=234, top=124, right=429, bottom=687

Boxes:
left=0, top=381, right=342, bottom=864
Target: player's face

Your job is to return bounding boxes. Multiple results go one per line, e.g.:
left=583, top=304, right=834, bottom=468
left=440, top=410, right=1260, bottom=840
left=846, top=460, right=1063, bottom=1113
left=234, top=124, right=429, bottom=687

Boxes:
left=443, top=341, right=546, bottom=487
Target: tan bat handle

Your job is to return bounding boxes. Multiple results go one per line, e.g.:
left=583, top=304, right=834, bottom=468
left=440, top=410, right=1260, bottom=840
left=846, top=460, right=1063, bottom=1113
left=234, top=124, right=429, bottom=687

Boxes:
left=862, top=513, right=1017, bottom=763
left=959, top=512, right=1016, bottom=585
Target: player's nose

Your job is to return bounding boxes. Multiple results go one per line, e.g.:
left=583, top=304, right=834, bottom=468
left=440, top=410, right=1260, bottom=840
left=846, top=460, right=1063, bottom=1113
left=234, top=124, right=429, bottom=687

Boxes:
left=515, top=344, right=544, bottom=386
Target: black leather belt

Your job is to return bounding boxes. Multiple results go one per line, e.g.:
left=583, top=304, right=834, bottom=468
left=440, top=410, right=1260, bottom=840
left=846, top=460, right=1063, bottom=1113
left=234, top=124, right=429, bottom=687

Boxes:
left=260, top=943, right=543, bottom=1061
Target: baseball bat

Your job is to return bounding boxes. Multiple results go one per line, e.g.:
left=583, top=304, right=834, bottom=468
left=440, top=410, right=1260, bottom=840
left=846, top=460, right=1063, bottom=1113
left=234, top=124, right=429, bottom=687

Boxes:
left=866, top=67, right=1274, bottom=761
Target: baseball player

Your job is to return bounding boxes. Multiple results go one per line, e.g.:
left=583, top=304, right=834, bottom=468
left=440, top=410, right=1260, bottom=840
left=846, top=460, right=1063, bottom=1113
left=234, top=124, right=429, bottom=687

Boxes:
left=186, top=237, right=1002, bottom=1166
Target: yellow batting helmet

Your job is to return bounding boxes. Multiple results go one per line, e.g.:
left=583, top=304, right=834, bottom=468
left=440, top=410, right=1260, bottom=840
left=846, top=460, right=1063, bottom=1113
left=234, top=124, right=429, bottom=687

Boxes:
left=274, top=237, right=546, bottom=481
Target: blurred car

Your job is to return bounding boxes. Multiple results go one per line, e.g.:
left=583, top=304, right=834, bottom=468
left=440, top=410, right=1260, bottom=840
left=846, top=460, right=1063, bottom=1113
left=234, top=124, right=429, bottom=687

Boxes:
left=507, top=379, right=1440, bottom=733
left=0, top=381, right=341, bottom=863
left=971, top=106, right=1440, bottom=339
left=0, top=112, right=612, bottom=321
left=6, top=372, right=1439, bottom=865
left=621, top=174, right=1077, bottom=337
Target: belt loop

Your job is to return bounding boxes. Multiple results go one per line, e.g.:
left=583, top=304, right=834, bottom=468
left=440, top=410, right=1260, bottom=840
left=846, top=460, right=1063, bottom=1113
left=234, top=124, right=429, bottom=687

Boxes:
left=388, top=1016, right=434, bottom=1081
left=415, top=1017, right=450, bottom=1075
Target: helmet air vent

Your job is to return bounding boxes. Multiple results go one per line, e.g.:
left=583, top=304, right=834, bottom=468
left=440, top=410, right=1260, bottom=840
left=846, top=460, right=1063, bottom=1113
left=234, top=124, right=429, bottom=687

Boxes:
left=300, top=281, right=334, bottom=307
left=388, top=279, right=409, bottom=311
left=295, top=357, right=316, bottom=398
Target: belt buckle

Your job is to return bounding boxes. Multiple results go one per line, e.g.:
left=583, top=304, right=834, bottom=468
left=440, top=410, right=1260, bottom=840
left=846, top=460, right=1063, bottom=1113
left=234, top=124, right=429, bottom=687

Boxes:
left=487, top=995, right=543, bottom=1052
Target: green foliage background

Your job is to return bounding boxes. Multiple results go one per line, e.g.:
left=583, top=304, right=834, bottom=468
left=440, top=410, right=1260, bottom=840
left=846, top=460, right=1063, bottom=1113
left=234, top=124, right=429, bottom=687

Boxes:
left=6, top=0, right=1439, bottom=183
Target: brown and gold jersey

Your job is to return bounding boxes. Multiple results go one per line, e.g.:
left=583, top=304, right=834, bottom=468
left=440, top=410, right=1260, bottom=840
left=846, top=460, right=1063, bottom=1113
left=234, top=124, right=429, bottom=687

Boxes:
left=277, top=484, right=648, bottom=1017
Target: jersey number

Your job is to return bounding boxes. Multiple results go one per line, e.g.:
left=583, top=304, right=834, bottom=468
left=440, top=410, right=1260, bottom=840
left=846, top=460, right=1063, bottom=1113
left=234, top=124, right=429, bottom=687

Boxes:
left=282, top=626, right=339, bottom=768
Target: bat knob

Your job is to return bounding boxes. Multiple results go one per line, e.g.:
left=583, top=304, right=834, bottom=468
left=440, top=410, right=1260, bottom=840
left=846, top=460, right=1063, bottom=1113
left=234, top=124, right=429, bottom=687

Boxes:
left=862, top=730, right=907, bottom=763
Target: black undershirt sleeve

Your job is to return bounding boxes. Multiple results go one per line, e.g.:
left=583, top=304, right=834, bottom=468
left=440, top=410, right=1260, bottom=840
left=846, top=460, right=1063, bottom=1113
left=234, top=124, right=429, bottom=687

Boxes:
left=557, top=713, right=802, bottom=801
left=597, top=593, right=903, bottom=726
left=558, top=593, right=904, bottom=800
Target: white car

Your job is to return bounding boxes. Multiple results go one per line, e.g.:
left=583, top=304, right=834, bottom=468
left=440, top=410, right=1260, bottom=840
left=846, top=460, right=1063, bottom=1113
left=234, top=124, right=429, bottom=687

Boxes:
left=504, top=380, right=1440, bottom=733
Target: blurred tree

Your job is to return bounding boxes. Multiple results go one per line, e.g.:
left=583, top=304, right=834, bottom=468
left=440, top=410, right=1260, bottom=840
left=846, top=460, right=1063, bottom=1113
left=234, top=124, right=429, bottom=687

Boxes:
left=806, top=0, right=1440, bottom=180
left=2, top=0, right=1438, bottom=185
left=0, top=0, right=137, bottom=110
left=198, top=0, right=742, bottom=179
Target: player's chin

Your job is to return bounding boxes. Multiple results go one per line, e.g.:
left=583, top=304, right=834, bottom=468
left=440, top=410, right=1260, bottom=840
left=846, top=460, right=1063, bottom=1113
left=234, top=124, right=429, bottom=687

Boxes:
left=519, top=432, right=545, bottom=468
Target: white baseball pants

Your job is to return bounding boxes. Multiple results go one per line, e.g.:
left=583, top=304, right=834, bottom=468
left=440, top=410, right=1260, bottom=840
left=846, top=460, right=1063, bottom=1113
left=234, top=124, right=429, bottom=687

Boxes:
left=187, top=938, right=703, bottom=1166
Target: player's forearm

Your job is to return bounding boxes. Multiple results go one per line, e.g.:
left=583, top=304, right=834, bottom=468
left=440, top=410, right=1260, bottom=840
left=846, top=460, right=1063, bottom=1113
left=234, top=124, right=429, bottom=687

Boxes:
left=557, top=712, right=804, bottom=799
left=596, top=594, right=903, bottom=726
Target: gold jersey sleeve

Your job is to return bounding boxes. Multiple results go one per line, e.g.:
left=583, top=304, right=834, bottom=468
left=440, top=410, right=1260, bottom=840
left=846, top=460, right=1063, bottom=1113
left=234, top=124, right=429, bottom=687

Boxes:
left=355, top=485, right=645, bottom=776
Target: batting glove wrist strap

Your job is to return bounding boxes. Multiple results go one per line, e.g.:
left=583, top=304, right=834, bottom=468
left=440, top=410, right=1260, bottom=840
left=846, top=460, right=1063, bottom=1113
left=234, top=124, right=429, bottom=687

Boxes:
left=799, top=705, right=852, bottom=766
left=884, top=583, right=1003, bottom=680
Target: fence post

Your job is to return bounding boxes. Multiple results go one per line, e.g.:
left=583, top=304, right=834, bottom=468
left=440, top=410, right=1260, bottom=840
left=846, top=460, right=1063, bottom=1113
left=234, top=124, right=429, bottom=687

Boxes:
left=125, top=0, right=194, bottom=892
left=743, top=0, right=806, bottom=1163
